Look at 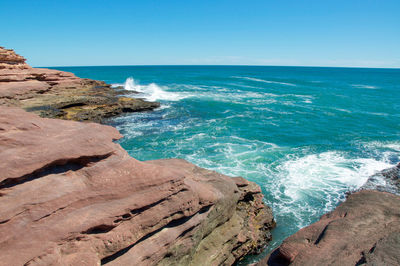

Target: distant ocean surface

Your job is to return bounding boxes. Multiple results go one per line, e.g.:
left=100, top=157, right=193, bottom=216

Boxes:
left=51, top=65, right=400, bottom=262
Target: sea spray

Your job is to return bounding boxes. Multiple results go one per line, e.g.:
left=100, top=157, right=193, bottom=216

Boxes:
left=115, top=77, right=185, bottom=102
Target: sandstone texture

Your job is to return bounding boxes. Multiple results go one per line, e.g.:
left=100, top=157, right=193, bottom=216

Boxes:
left=0, top=106, right=275, bottom=266
left=258, top=188, right=400, bottom=265
left=0, top=47, right=159, bottom=122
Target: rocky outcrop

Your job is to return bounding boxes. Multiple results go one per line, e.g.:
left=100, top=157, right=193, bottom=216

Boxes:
left=258, top=186, right=400, bottom=265
left=0, top=106, right=275, bottom=266
left=0, top=47, right=29, bottom=69
left=0, top=47, right=159, bottom=122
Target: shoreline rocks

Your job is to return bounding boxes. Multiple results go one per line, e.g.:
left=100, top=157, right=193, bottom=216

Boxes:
left=0, top=106, right=275, bottom=265
left=0, top=47, right=159, bottom=123
left=258, top=165, right=400, bottom=266
left=360, top=163, right=400, bottom=195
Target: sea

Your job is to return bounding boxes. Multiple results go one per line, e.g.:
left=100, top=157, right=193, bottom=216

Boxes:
left=50, top=65, right=400, bottom=263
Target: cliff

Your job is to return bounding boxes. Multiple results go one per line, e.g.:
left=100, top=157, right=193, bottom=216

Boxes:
left=0, top=105, right=274, bottom=265
left=0, top=47, right=159, bottom=122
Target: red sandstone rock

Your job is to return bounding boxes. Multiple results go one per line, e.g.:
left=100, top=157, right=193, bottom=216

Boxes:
left=0, top=80, right=51, bottom=98
left=258, top=190, right=400, bottom=266
left=0, top=47, right=29, bottom=70
left=0, top=106, right=274, bottom=265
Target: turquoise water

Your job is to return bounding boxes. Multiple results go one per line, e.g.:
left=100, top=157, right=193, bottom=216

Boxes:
left=52, top=66, right=400, bottom=262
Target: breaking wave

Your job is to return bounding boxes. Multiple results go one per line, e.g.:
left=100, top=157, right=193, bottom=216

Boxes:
left=115, top=77, right=185, bottom=102
left=268, top=151, right=393, bottom=227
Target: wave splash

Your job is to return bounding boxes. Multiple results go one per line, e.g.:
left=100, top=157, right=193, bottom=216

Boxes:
left=118, top=77, right=184, bottom=102
left=268, top=149, right=394, bottom=229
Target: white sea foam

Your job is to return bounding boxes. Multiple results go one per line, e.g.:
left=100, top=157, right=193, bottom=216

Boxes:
left=117, top=77, right=185, bottom=101
left=185, top=133, right=207, bottom=141
left=184, top=88, right=275, bottom=105
left=361, top=111, right=389, bottom=117
left=351, top=84, right=378, bottom=89
left=384, top=143, right=400, bottom=151
left=226, top=82, right=261, bottom=89
left=233, top=76, right=296, bottom=86
left=268, top=151, right=394, bottom=228
left=182, top=139, right=398, bottom=231
left=332, top=107, right=352, bottom=113
left=253, top=107, right=273, bottom=112
left=157, top=104, right=172, bottom=110
left=114, top=101, right=398, bottom=232
left=360, top=141, right=400, bottom=163
left=137, top=80, right=314, bottom=107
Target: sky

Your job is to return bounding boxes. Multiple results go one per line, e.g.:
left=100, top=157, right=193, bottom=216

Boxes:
left=1, top=0, right=399, bottom=68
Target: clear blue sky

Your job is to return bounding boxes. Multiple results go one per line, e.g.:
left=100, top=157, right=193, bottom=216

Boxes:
left=1, top=0, right=399, bottom=67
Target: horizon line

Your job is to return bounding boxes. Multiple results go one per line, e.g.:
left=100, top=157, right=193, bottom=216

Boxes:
left=36, top=64, right=400, bottom=70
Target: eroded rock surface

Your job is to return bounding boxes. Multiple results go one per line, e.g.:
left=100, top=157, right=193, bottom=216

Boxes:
left=0, top=106, right=274, bottom=266
left=258, top=189, right=400, bottom=266
left=0, top=47, right=159, bottom=122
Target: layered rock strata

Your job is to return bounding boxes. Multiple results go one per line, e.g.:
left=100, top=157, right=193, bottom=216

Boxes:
left=0, top=47, right=29, bottom=69
left=0, top=106, right=275, bottom=266
left=0, top=47, right=159, bottom=122
left=258, top=167, right=400, bottom=266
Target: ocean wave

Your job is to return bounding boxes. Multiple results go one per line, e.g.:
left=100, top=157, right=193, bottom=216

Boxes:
left=332, top=107, right=352, bottom=113
left=176, top=138, right=398, bottom=232
left=351, top=84, right=378, bottom=89
left=114, top=77, right=185, bottom=101
left=268, top=151, right=394, bottom=228
left=226, top=82, right=261, bottom=89
left=359, top=141, right=400, bottom=164
left=360, top=111, right=389, bottom=117
left=233, top=76, right=296, bottom=86
left=181, top=135, right=281, bottom=177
